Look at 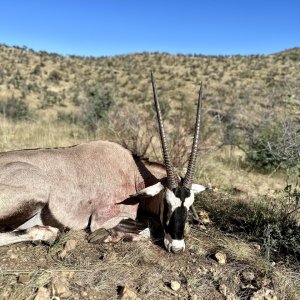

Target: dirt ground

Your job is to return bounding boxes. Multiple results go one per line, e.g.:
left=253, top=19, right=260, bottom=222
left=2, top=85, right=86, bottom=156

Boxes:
left=1, top=220, right=299, bottom=300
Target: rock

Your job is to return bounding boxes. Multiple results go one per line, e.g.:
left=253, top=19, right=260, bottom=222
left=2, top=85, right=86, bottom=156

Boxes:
left=18, top=274, right=31, bottom=284
left=58, top=239, right=77, bottom=259
left=198, top=209, right=211, bottom=225
left=250, top=288, right=277, bottom=300
left=241, top=270, right=255, bottom=282
left=80, top=290, right=88, bottom=297
left=51, top=277, right=71, bottom=298
left=170, top=280, right=181, bottom=291
left=226, top=293, right=239, bottom=300
left=119, top=286, right=137, bottom=300
left=215, top=251, right=227, bottom=264
left=219, top=283, right=227, bottom=296
left=34, top=287, right=50, bottom=300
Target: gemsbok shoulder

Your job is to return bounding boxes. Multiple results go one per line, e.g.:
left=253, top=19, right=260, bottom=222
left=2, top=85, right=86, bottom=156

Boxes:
left=0, top=72, right=206, bottom=253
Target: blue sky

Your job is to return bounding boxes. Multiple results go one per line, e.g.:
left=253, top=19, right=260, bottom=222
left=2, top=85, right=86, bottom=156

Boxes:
left=0, top=0, right=299, bottom=56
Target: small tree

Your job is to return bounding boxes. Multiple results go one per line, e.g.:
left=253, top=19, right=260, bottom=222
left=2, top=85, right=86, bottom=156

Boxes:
left=81, top=87, right=114, bottom=132
left=245, top=118, right=300, bottom=171
left=0, top=96, right=30, bottom=120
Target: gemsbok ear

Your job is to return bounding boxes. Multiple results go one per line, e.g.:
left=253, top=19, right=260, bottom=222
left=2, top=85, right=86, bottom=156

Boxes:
left=132, top=182, right=165, bottom=197
left=191, top=184, right=206, bottom=194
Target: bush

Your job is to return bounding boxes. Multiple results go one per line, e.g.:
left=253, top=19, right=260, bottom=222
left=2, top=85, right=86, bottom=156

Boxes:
left=0, top=97, right=30, bottom=120
left=81, top=87, right=114, bottom=132
left=48, top=70, right=62, bottom=83
left=57, top=111, right=78, bottom=124
left=245, top=119, right=300, bottom=171
left=40, top=89, right=64, bottom=109
left=197, top=186, right=300, bottom=259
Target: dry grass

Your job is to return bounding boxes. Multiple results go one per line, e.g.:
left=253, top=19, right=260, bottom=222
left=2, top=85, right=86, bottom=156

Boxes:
left=0, top=117, right=90, bottom=152
left=1, top=226, right=298, bottom=299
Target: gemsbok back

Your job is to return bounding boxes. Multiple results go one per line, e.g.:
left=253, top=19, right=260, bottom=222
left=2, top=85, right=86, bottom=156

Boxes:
left=0, top=73, right=206, bottom=253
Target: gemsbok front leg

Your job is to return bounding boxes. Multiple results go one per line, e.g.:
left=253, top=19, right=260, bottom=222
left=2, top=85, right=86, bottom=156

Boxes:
left=0, top=226, right=59, bottom=246
left=88, top=218, right=149, bottom=244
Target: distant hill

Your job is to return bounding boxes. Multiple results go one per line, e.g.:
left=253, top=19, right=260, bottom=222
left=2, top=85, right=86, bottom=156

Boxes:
left=0, top=44, right=299, bottom=122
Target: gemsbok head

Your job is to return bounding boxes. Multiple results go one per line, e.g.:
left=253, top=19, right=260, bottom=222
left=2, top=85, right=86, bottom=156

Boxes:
left=136, top=72, right=205, bottom=252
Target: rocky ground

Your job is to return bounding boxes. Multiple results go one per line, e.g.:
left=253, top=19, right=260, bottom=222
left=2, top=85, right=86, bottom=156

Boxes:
left=0, top=210, right=298, bottom=300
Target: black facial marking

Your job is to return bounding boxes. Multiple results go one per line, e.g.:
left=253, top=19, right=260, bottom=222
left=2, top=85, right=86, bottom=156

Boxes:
left=173, top=186, right=191, bottom=204
left=163, top=186, right=191, bottom=239
left=12, top=229, right=27, bottom=236
left=166, top=206, right=187, bottom=239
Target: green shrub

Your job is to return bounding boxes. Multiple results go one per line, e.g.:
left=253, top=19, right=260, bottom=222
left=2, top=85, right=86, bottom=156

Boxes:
left=48, top=70, right=62, bottom=83
left=0, top=97, right=30, bottom=120
left=40, top=89, right=64, bottom=109
left=245, top=120, right=300, bottom=171
left=57, top=111, right=78, bottom=124
left=81, top=87, right=114, bottom=132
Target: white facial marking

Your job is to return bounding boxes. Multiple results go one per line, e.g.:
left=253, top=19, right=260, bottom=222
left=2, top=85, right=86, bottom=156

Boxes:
left=165, top=188, right=181, bottom=211
left=164, top=233, right=185, bottom=252
left=183, top=192, right=195, bottom=210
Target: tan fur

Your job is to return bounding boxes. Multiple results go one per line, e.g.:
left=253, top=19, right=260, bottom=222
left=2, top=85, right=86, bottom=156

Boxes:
left=0, top=140, right=166, bottom=233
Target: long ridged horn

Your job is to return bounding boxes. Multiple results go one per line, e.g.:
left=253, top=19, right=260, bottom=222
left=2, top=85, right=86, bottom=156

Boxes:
left=151, top=71, right=177, bottom=189
left=182, top=82, right=203, bottom=189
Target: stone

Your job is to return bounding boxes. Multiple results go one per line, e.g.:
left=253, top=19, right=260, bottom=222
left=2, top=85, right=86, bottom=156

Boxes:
left=215, top=251, right=227, bottom=264
left=18, top=274, right=31, bottom=284
left=250, top=288, right=277, bottom=300
left=34, top=287, right=50, bottom=300
left=226, top=293, right=239, bottom=300
left=119, top=286, right=137, bottom=300
left=51, top=277, right=71, bottom=298
left=59, top=239, right=77, bottom=259
left=80, top=290, right=88, bottom=297
left=170, top=280, right=181, bottom=291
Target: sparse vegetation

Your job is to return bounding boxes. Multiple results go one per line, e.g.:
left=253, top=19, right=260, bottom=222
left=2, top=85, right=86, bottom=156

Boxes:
left=0, top=96, right=30, bottom=120
left=0, top=44, right=299, bottom=299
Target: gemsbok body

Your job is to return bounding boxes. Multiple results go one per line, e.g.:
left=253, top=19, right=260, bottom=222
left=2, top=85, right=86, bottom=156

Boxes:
left=0, top=73, right=205, bottom=253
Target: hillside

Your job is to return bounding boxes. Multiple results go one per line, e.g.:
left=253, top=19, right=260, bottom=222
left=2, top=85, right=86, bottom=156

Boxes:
left=0, top=44, right=299, bottom=299
left=0, top=44, right=299, bottom=120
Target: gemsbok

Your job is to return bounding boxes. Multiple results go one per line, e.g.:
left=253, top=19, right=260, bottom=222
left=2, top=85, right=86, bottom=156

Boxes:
left=0, top=72, right=205, bottom=253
